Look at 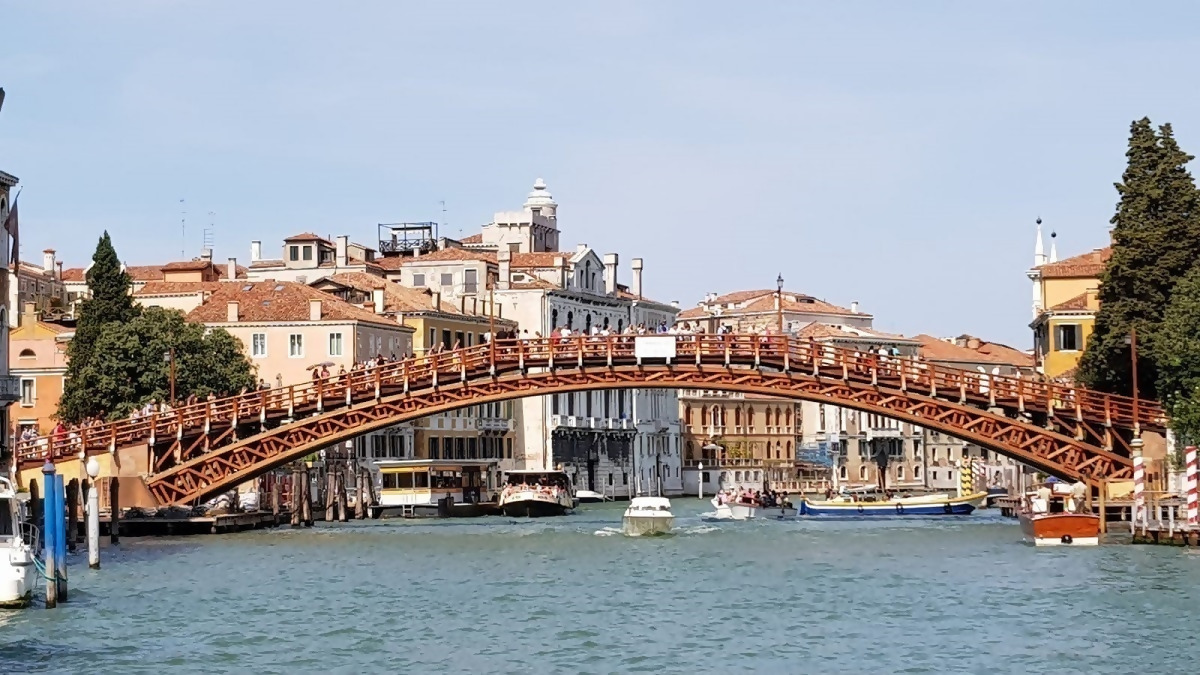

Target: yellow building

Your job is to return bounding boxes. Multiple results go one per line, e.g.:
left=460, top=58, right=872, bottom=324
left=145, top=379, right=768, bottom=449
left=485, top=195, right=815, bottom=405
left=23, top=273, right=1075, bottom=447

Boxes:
left=312, top=272, right=518, bottom=474
left=8, top=303, right=72, bottom=435
left=1027, top=225, right=1109, bottom=381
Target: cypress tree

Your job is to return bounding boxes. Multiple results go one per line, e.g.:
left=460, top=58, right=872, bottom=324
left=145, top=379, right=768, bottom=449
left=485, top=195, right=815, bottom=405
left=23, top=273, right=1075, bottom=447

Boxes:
left=1156, top=265, right=1200, bottom=444
left=1078, top=120, right=1200, bottom=400
left=59, top=232, right=140, bottom=422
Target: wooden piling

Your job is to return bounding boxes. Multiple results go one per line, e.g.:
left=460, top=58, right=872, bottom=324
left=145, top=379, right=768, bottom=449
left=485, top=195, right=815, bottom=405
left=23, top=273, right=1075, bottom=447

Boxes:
left=1098, top=481, right=1107, bottom=535
left=66, top=478, right=79, bottom=552
left=301, top=465, right=313, bottom=527
left=336, top=468, right=348, bottom=523
left=28, top=480, right=42, bottom=549
left=354, top=468, right=367, bottom=520
left=110, top=476, right=121, bottom=545
left=290, top=467, right=302, bottom=527
left=325, top=470, right=336, bottom=522
left=271, top=475, right=282, bottom=521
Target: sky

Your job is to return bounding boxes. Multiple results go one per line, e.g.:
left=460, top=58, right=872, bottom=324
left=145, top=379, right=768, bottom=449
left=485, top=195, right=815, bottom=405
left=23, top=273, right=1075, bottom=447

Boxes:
left=4, top=2, right=1200, bottom=347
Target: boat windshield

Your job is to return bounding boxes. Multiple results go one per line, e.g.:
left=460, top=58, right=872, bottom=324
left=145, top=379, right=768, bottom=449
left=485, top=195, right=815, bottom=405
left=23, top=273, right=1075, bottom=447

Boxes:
left=634, top=504, right=670, bottom=512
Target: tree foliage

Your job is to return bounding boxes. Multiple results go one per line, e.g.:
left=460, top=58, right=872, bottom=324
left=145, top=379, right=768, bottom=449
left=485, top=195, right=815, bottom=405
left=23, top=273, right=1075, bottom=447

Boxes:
left=1157, top=265, right=1200, bottom=445
left=80, top=307, right=257, bottom=420
left=59, top=232, right=140, bottom=422
left=1078, top=120, right=1200, bottom=400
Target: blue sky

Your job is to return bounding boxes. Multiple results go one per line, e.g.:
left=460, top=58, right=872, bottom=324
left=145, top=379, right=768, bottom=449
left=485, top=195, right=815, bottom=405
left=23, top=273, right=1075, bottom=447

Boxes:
left=4, top=2, right=1200, bottom=346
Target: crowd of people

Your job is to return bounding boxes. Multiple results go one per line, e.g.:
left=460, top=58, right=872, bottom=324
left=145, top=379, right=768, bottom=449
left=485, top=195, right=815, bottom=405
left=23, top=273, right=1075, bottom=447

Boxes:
left=714, top=487, right=793, bottom=509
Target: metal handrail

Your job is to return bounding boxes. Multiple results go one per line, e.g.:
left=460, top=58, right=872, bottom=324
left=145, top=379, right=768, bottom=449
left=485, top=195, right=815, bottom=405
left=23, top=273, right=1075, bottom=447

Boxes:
left=17, top=334, right=1165, bottom=466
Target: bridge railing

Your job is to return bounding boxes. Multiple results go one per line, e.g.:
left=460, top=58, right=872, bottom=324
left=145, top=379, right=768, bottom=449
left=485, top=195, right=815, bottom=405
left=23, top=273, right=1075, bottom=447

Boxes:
left=17, top=334, right=1162, bottom=466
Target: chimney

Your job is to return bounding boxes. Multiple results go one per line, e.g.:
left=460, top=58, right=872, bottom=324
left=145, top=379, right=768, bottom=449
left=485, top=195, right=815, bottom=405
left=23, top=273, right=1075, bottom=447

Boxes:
left=554, top=256, right=566, bottom=287
left=307, top=298, right=322, bottom=321
left=372, top=288, right=385, bottom=314
left=42, top=249, right=56, bottom=274
left=336, top=235, right=348, bottom=267
left=411, top=247, right=421, bottom=258
left=250, top=240, right=262, bottom=262
left=200, top=248, right=213, bottom=263
left=227, top=257, right=238, bottom=281
left=431, top=290, right=442, bottom=310
left=631, top=258, right=644, bottom=299
left=967, top=336, right=981, bottom=350
left=56, top=261, right=63, bottom=280
left=850, top=301, right=859, bottom=314
left=497, top=250, right=511, bottom=290
left=603, top=253, right=618, bottom=295
left=227, top=301, right=240, bottom=322
left=576, top=243, right=587, bottom=255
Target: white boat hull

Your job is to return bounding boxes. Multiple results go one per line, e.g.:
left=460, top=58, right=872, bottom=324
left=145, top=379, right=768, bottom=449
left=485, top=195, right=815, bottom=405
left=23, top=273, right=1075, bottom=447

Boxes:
left=726, top=502, right=797, bottom=520
left=576, top=490, right=608, bottom=503
left=0, top=547, right=37, bottom=609
left=622, top=515, right=674, bottom=536
left=500, top=490, right=573, bottom=517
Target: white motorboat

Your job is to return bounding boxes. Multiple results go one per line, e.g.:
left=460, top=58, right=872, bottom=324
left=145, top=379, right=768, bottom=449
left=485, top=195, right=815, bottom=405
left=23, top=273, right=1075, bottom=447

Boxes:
left=0, top=477, right=37, bottom=609
left=710, top=495, right=796, bottom=520
left=576, top=490, right=609, bottom=504
left=499, top=470, right=575, bottom=517
left=622, top=497, right=674, bottom=536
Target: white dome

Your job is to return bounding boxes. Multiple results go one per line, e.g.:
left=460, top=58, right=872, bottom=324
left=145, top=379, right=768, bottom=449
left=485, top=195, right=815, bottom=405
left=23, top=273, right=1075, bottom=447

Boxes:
left=524, top=178, right=557, bottom=209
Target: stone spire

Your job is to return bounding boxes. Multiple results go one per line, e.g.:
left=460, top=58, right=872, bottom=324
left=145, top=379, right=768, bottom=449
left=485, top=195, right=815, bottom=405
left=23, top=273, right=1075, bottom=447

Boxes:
left=1034, top=217, right=1047, bottom=267
left=1049, top=230, right=1058, bottom=263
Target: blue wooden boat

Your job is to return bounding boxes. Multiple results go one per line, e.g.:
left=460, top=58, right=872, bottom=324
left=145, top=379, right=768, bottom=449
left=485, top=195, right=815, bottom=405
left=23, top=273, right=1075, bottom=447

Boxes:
left=799, top=492, right=985, bottom=517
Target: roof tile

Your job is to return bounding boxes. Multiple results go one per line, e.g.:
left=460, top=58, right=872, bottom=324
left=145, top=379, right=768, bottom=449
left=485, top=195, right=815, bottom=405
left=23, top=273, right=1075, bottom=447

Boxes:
left=186, top=281, right=404, bottom=327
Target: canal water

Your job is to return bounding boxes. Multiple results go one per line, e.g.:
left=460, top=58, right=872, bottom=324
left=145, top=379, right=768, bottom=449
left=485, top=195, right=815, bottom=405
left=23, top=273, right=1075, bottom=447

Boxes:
left=3, top=501, right=1199, bottom=674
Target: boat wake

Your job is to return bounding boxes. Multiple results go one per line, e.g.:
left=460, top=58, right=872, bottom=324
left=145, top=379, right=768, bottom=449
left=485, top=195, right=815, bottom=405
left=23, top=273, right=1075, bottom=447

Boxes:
left=593, top=527, right=623, bottom=537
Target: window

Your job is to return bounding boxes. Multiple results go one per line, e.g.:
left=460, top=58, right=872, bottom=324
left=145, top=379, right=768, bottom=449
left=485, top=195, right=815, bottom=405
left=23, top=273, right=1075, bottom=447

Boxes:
left=302, top=246, right=313, bottom=261
left=914, top=465, right=922, bottom=479
left=932, top=470, right=939, bottom=481
left=413, top=273, right=425, bottom=287
left=859, top=466, right=868, bottom=480
left=19, top=379, right=34, bottom=407
left=464, top=269, right=478, bottom=293
left=839, top=465, right=848, bottom=480
left=1055, top=324, right=1080, bottom=352
left=251, top=333, right=267, bottom=358
left=289, top=334, right=304, bottom=358
left=896, top=465, right=905, bottom=480
left=289, top=245, right=300, bottom=261
left=440, top=273, right=453, bottom=287
left=328, top=332, right=343, bottom=357
left=18, top=349, right=35, bottom=359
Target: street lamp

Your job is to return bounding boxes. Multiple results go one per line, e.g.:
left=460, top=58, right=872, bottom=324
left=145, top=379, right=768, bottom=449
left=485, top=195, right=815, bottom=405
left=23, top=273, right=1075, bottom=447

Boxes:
left=697, top=462, right=704, bottom=500
left=776, top=273, right=785, bottom=333
left=163, top=347, right=176, bottom=405
left=1124, top=328, right=1141, bottom=437
left=85, top=456, right=100, bottom=569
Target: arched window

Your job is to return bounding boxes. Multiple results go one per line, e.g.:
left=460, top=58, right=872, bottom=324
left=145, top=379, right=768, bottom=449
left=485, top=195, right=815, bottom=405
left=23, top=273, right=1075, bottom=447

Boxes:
left=618, top=319, right=624, bottom=333
left=735, top=471, right=742, bottom=482
left=603, top=317, right=609, bottom=329
left=551, top=309, right=559, bottom=327
left=785, top=408, right=792, bottom=429
left=18, top=348, right=35, bottom=358
left=684, top=405, right=692, bottom=424
left=713, top=405, right=723, bottom=426
left=775, top=441, right=781, bottom=459
left=839, top=465, right=848, bottom=480
left=774, top=407, right=782, bottom=427
left=859, top=465, right=868, bottom=480
left=585, top=314, right=592, bottom=330
left=896, top=465, right=905, bottom=480
left=686, top=440, right=694, bottom=458
left=746, top=406, right=755, bottom=429
left=567, top=311, right=574, bottom=329
left=914, top=465, right=922, bottom=479
left=584, top=261, right=592, bottom=288
left=786, top=441, right=792, bottom=457
left=701, top=407, right=709, bottom=426
left=734, top=407, right=742, bottom=427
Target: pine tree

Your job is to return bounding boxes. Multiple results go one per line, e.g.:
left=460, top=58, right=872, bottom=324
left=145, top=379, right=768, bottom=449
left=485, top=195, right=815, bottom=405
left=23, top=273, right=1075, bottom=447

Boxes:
left=59, top=232, right=140, bottom=422
left=1077, top=120, right=1200, bottom=400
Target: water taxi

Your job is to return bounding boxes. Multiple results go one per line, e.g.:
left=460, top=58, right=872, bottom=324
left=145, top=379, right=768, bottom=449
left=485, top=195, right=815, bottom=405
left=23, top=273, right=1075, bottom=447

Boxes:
left=0, top=477, right=37, bottom=609
left=622, top=497, right=674, bottom=536
left=370, top=460, right=498, bottom=518
left=799, top=490, right=988, bottom=517
left=1018, top=479, right=1099, bottom=546
left=577, top=489, right=610, bottom=504
left=709, top=493, right=797, bottom=520
left=499, top=470, right=575, bottom=518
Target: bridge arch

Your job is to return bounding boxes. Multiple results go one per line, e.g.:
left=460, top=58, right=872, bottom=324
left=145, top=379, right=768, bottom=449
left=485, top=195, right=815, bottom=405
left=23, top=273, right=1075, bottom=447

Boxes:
left=17, top=335, right=1159, bottom=506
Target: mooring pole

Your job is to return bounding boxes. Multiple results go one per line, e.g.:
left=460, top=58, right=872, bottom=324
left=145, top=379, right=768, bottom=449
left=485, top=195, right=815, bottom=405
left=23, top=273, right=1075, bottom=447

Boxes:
left=86, top=457, right=101, bottom=569
left=42, top=462, right=58, bottom=609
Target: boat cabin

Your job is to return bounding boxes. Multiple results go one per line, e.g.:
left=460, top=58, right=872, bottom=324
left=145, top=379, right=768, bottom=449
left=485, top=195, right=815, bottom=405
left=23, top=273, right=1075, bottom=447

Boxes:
left=503, top=470, right=573, bottom=491
left=377, top=460, right=496, bottom=508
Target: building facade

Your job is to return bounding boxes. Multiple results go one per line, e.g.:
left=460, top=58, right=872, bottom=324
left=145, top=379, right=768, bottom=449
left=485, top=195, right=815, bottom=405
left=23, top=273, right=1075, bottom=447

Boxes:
left=1027, top=221, right=1109, bottom=381
left=0, top=170, right=22, bottom=467
left=8, top=303, right=71, bottom=436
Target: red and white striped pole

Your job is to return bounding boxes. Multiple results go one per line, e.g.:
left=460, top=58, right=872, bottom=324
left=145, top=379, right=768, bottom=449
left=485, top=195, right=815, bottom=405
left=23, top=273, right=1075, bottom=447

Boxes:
left=1132, top=437, right=1145, bottom=527
left=1186, top=445, right=1198, bottom=527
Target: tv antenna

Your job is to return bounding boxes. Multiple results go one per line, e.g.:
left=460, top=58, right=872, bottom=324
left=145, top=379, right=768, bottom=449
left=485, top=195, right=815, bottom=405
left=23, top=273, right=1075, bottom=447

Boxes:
left=203, top=211, right=215, bottom=254
left=179, top=199, right=187, bottom=258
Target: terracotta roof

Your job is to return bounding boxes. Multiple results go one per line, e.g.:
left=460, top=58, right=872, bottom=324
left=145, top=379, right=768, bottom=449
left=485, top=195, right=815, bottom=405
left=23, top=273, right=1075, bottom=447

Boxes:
left=161, top=260, right=212, bottom=272
left=125, top=265, right=165, bottom=282
left=374, top=248, right=498, bottom=270
left=319, top=272, right=467, bottom=315
left=134, top=281, right=224, bottom=296
left=678, top=289, right=867, bottom=320
left=510, top=252, right=567, bottom=268
left=974, top=341, right=1035, bottom=368
left=460, top=233, right=483, bottom=244
left=914, top=334, right=1033, bottom=368
left=1038, top=247, right=1110, bottom=279
left=795, top=321, right=909, bottom=342
left=249, top=259, right=284, bottom=269
left=1047, top=292, right=1093, bottom=312
left=187, top=281, right=404, bottom=327
left=61, top=267, right=85, bottom=282
left=284, top=232, right=330, bottom=243
left=507, top=278, right=559, bottom=290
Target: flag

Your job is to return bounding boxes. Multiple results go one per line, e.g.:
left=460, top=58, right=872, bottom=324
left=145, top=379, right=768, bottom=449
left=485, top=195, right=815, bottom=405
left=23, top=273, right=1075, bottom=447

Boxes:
left=3, top=195, right=16, bottom=270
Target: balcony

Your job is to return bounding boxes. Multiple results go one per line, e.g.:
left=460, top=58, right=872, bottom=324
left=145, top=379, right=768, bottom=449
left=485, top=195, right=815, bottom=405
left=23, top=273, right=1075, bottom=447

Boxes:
left=0, top=376, right=20, bottom=403
left=475, top=418, right=512, bottom=432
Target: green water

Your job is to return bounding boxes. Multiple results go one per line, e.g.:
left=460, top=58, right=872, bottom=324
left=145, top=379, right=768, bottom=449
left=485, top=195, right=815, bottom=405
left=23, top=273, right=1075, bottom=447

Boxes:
left=2, top=501, right=1198, bottom=674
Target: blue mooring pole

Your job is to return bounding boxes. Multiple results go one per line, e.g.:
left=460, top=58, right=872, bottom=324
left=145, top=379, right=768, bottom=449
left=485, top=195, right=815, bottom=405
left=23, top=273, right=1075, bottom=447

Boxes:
left=53, top=474, right=68, bottom=602
left=41, top=462, right=58, bottom=609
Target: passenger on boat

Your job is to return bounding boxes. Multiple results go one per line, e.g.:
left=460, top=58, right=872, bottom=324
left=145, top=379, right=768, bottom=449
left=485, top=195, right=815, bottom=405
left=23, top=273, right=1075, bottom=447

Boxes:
left=1066, top=481, right=1087, bottom=513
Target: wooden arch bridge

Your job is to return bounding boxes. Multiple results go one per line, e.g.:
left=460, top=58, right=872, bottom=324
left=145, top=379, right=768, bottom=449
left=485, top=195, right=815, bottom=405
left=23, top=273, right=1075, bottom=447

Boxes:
left=16, top=334, right=1164, bottom=506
